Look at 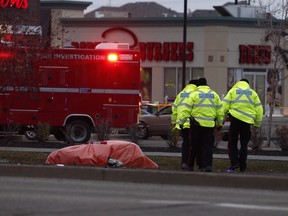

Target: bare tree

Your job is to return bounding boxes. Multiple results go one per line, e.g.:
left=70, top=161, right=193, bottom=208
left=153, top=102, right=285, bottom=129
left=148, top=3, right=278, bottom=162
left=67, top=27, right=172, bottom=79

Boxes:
left=1, top=5, right=74, bottom=140
left=0, top=5, right=68, bottom=93
left=1, top=12, right=43, bottom=91
left=256, top=0, right=288, bottom=146
left=0, top=6, right=45, bottom=134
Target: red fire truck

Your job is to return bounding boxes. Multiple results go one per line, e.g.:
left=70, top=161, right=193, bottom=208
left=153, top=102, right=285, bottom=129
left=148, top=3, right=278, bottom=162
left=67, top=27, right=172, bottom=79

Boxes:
left=0, top=43, right=141, bottom=143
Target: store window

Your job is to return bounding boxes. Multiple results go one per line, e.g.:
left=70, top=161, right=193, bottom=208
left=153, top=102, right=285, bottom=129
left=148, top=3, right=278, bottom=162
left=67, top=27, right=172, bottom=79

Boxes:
left=266, top=69, right=282, bottom=110
left=249, top=69, right=283, bottom=116
left=227, top=68, right=266, bottom=105
left=227, top=67, right=282, bottom=116
left=164, top=67, right=203, bottom=101
left=164, top=68, right=176, bottom=101
left=140, top=67, right=152, bottom=102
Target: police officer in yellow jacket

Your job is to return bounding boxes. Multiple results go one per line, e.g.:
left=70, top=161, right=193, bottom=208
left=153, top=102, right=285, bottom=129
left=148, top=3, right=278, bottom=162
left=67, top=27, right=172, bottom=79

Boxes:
left=171, top=79, right=198, bottom=170
left=178, top=78, right=224, bottom=172
left=223, top=78, right=263, bottom=172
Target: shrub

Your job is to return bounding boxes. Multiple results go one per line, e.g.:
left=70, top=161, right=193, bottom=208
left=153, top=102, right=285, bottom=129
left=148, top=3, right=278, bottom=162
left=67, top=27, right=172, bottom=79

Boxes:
left=36, top=122, right=50, bottom=142
left=165, top=128, right=180, bottom=148
left=274, top=125, right=288, bottom=152
left=0, top=122, right=20, bottom=143
left=248, top=126, right=264, bottom=153
left=127, top=124, right=140, bottom=144
left=94, top=119, right=111, bottom=141
left=213, top=128, right=223, bottom=148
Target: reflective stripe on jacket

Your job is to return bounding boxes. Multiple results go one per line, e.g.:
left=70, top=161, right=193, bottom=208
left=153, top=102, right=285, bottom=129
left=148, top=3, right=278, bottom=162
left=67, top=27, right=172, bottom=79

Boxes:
left=222, top=81, right=263, bottom=126
left=172, top=84, right=197, bottom=129
left=179, top=85, right=224, bottom=128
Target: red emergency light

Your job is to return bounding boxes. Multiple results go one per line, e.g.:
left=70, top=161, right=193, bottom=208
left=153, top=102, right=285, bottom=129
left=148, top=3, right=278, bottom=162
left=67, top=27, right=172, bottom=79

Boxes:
left=107, top=53, right=118, bottom=62
left=0, top=52, right=13, bottom=59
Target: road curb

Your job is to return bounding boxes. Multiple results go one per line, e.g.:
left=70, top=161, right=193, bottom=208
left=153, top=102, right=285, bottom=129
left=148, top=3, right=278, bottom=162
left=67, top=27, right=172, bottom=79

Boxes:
left=1, top=147, right=288, bottom=161
left=0, top=164, right=288, bottom=191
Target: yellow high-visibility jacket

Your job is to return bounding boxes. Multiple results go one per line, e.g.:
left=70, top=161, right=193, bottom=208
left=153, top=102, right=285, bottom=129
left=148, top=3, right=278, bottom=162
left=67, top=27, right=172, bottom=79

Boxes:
left=178, top=85, right=224, bottom=128
left=222, top=80, right=263, bottom=127
left=171, top=84, right=197, bottom=129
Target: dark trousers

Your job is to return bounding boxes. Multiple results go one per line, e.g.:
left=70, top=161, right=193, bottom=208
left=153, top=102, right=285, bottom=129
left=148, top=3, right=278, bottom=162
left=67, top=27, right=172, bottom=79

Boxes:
left=228, top=115, right=251, bottom=170
left=188, top=125, right=214, bottom=170
left=181, top=128, right=190, bottom=165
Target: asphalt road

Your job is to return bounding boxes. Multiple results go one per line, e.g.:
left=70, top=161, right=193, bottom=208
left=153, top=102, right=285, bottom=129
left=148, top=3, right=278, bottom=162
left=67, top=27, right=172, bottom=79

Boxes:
left=1, top=176, right=288, bottom=216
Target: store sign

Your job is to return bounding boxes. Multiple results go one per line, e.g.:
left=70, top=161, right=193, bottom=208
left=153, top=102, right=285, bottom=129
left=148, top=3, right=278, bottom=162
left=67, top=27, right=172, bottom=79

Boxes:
left=0, top=0, right=28, bottom=9
left=71, top=41, right=194, bottom=62
left=239, top=45, right=271, bottom=64
left=139, top=42, right=193, bottom=61
left=71, top=27, right=194, bottom=62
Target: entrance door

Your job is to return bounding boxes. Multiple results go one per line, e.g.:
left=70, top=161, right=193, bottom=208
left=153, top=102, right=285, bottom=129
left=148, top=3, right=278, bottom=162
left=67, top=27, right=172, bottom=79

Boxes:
left=244, top=72, right=266, bottom=107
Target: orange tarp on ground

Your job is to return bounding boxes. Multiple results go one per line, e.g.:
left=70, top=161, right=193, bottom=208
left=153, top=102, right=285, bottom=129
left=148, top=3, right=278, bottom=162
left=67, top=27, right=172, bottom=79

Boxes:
left=45, top=140, right=158, bottom=169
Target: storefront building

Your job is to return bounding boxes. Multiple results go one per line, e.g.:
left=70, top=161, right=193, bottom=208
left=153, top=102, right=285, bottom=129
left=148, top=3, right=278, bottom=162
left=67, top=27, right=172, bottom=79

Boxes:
left=40, top=2, right=288, bottom=117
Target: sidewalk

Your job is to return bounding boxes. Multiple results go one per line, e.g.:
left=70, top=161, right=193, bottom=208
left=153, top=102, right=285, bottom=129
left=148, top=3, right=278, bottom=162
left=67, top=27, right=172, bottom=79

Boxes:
left=144, top=151, right=288, bottom=161
left=1, top=141, right=288, bottom=161
left=135, top=136, right=288, bottom=161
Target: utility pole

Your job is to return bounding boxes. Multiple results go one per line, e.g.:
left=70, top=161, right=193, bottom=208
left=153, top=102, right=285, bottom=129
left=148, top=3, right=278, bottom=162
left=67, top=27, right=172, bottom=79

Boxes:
left=182, top=0, right=188, bottom=90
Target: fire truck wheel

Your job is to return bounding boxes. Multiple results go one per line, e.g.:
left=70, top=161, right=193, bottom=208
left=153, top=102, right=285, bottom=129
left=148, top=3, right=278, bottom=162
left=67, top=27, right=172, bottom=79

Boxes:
left=24, top=130, right=38, bottom=141
left=67, top=120, right=91, bottom=144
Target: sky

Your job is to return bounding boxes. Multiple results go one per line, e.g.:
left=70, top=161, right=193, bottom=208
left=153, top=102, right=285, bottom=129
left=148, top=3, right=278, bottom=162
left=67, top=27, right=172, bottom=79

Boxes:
left=83, top=0, right=234, bottom=13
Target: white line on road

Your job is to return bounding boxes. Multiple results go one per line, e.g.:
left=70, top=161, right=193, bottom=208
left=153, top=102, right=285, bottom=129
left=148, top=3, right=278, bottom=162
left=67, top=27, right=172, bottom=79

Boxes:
left=216, top=203, right=288, bottom=212
left=141, top=200, right=288, bottom=212
left=141, top=200, right=209, bottom=205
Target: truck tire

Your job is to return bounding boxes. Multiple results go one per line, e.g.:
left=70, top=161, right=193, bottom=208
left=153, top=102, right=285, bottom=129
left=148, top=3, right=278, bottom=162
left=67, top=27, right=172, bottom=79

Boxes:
left=24, top=125, right=37, bottom=140
left=24, top=130, right=37, bottom=140
left=67, top=120, right=91, bottom=144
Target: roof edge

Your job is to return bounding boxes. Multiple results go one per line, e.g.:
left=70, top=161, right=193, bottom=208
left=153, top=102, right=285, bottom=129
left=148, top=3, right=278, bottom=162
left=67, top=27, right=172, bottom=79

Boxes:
left=40, top=0, right=92, bottom=10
